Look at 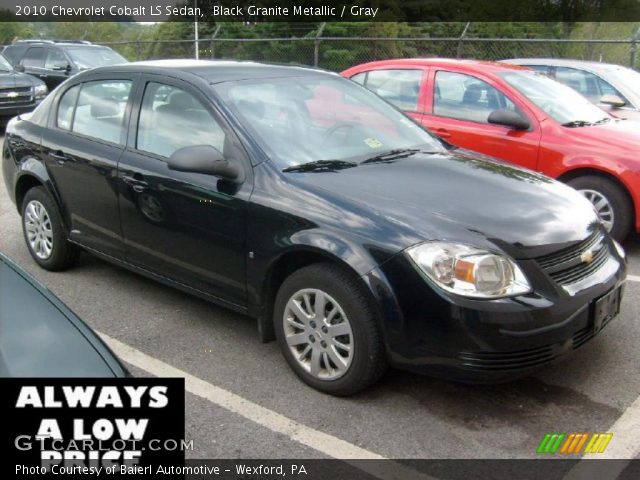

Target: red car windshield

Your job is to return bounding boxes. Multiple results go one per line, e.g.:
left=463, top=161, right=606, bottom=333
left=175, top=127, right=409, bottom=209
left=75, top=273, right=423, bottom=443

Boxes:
left=500, top=71, right=611, bottom=126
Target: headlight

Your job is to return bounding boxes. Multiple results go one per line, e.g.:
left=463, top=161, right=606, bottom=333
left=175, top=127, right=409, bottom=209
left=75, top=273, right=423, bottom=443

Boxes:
left=34, top=84, right=48, bottom=97
left=407, top=242, right=531, bottom=299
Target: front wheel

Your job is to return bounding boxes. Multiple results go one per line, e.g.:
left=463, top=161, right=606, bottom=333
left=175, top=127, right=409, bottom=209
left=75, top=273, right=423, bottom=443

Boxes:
left=274, top=263, right=387, bottom=396
left=568, top=176, right=633, bottom=242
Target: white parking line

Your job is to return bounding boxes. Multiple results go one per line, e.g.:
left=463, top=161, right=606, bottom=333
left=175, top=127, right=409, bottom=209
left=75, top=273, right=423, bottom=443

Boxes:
left=628, top=274, right=640, bottom=282
left=563, top=393, right=640, bottom=480
left=98, top=332, right=437, bottom=480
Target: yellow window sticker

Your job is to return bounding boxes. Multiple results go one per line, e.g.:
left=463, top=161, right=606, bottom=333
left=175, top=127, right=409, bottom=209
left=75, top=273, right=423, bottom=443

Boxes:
left=364, top=138, right=383, bottom=148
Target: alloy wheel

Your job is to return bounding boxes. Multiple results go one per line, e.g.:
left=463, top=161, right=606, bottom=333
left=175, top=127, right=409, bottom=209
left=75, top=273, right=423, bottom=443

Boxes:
left=579, top=189, right=615, bottom=232
left=283, top=288, right=354, bottom=380
left=24, top=200, right=54, bottom=260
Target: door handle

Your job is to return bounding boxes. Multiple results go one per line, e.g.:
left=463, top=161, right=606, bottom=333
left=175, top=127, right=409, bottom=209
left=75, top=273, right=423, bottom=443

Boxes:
left=122, top=174, right=149, bottom=193
left=435, top=128, right=452, bottom=139
left=50, top=150, right=68, bottom=165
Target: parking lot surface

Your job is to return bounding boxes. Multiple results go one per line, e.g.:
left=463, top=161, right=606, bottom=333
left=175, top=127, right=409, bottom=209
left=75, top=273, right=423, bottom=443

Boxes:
left=1, top=134, right=639, bottom=460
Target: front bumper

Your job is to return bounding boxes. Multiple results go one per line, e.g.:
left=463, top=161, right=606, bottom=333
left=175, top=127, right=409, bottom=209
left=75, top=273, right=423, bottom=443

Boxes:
left=0, top=100, right=42, bottom=123
left=372, top=241, right=627, bottom=383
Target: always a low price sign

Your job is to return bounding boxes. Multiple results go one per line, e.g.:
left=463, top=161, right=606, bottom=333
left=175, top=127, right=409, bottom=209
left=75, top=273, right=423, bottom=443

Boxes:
left=2, top=378, right=185, bottom=476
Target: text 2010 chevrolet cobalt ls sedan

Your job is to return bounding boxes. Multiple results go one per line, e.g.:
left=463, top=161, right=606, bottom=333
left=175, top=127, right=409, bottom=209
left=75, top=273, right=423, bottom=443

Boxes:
left=2, top=60, right=627, bottom=395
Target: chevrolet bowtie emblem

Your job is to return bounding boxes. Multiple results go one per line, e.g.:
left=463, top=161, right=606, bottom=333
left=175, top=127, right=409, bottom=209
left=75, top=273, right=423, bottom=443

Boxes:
left=580, top=249, right=594, bottom=264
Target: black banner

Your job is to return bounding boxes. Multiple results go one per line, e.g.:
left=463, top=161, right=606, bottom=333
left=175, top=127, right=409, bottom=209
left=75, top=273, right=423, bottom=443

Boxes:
left=2, top=378, right=185, bottom=477
left=1, top=0, right=640, bottom=22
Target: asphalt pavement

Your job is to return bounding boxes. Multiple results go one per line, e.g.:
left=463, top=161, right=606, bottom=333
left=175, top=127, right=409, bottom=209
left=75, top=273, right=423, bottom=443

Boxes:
left=1, top=134, right=639, bottom=461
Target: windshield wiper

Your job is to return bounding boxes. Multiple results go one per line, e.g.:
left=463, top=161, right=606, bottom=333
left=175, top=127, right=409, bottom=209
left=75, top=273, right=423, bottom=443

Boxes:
left=282, top=159, right=357, bottom=173
left=593, top=117, right=612, bottom=125
left=561, top=120, right=594, bottom=127
left=360, top=148, right=421, bottom=164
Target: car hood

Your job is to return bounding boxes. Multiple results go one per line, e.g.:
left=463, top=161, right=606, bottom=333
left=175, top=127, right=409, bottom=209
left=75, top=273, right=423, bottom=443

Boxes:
left=293, top=151, right=600, bottom=260
left=0, top=69, right=44, bottom=88
left=562, top=119, right=640, bottom=149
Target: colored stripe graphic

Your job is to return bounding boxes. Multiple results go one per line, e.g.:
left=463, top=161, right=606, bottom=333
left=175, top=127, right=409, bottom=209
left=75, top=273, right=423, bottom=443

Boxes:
left=538, top=433, right=613, bottom=454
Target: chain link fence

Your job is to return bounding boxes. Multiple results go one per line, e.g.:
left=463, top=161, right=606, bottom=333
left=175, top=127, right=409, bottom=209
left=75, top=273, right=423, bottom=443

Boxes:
left=101, top=36, right=640, bottom=72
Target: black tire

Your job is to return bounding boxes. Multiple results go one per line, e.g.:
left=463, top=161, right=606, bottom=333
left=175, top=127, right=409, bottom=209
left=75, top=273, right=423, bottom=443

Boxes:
left=274, top=263, right=387, bottom=396
left=567, top=176, right=633, bottom=242
left=21, top=186, right=79, bottom=271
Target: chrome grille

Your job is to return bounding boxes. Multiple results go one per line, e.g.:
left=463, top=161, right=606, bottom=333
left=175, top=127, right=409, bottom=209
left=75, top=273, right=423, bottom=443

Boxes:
left=535, top=231, right=609, bottom=286
left=0, top=86, right=33, bottom=106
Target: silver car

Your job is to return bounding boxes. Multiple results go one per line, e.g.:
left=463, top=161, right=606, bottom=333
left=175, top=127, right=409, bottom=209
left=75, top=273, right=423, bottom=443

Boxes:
left=503, top=58, right=640, bottom=121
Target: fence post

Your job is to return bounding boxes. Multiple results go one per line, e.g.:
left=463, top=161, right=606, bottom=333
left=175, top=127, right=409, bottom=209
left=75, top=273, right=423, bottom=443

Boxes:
left=314, top=22, right=326, bottom=67
left=210, top=25, right=221, bottom=59
left=631, top=27, right=640, bottom=69
left=456, top=22, right=471, bottom=59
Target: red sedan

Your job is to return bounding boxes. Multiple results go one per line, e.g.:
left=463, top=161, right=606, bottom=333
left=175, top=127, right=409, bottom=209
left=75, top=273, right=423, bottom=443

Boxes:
left=342, top=59, right=640, bottom=241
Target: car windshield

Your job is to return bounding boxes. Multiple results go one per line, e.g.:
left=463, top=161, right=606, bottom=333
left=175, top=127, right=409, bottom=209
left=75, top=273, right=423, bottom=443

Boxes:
left=213, top=75, right=444, bottom=169
left=607, top=65, right=640, bottom=89
left=0, top=53, right=13, bottom=72
left=500, top=70, right=610, bottom=125
left=65, top=47, right=127, bottom=69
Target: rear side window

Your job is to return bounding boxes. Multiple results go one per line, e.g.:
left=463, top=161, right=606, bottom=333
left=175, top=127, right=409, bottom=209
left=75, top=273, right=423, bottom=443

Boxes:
left=136, top=82, right=226, bottom=158
left=56, top=85, right=80, bottom=130
left=22, top=47, right=45, bottom=68
left=363, top=69, right=422, bottom=111
left=71, top=80, right=132, bottom=144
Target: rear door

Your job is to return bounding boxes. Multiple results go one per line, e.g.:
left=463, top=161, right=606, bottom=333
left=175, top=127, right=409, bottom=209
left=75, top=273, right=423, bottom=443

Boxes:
left=40, top=74, right=137, bottom=258
left=349, top=67, right=429, bottom=123
left=421, top=68, right=542, bottom=171
left=117, top=75, right=251, bottom=307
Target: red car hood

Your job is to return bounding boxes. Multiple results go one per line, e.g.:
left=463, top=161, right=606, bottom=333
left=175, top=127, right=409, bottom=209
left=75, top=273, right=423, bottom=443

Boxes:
left=563, top=120, right=640, bottom=151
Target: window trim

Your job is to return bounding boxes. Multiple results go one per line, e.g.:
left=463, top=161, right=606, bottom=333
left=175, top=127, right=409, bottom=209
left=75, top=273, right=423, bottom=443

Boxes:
left=430, top=69, right=534, bottom=130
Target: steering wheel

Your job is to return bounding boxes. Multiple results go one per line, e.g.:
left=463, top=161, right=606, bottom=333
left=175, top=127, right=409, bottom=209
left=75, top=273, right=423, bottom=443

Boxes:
left=323, top=121, right=359, bottom=141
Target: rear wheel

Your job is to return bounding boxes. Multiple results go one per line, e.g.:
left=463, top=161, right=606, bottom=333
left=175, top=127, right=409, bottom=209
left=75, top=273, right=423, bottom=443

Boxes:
left=21, top=186, right=79, bottom=271
left=274, top=263, right=387, bottom=396
left=568, top=175, right=633, bottom=242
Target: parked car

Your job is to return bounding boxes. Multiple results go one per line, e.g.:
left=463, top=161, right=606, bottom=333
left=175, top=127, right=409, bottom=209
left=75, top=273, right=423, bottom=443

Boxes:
left=342, top=59, right=640, bottom=241
left=3, top=40, right=127, bottom=91
left=0, top=252, right=128, bottom=377
left=2, top=60, right=626, bottom=394
left=0, top=52, right=47, bottom=126
left=502, top=58, right=640, bottom=121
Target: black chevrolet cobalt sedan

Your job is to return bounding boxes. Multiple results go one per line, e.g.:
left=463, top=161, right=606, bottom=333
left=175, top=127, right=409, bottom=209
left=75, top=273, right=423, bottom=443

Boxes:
left=2, top=60, right=627, bottom=395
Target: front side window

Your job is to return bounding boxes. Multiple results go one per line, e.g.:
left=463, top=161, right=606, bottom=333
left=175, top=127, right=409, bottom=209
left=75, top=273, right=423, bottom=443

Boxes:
left=72, top=80, right=132, bottom=144
left=136, top=82, right=226, bottom=158
left=44, top=49, right=68, bottom=70
left=213, top=75, right=444, bottom=169
left=363, top=69, right=423, bottom=111
left=433, top=71, right=520, bottom=123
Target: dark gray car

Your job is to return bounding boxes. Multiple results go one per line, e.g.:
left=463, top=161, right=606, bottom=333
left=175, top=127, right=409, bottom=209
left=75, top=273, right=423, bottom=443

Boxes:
left=0, top=53, right=47, bottom=126
left=0, top=252, right=128, bottom=377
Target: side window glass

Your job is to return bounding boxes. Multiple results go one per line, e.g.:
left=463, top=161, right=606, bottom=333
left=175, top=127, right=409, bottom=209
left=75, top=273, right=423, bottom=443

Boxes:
left=136, top=82, right=226, bottom=158
left=72, top=80, right=132, bottom=144
left=56, top=85, right=80, bottom=130
left=364, top=69, right=422, bottom=111
left=44, top=49, right=68, bottom=70
left=22, top=47, right=45, bottom=68
left=433, top=70, right=520, bottom=124
left=350, top=72, right=367, bottom=86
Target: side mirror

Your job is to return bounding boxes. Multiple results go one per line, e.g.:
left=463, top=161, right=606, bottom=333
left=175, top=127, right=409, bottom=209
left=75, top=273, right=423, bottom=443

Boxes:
left=14, top=64, right=25, bottom=73
left=488, top=109, right=531, bottom=130
left=168, top=145, right=244, bottom=183
left=600, top=94, right=626, bottom=108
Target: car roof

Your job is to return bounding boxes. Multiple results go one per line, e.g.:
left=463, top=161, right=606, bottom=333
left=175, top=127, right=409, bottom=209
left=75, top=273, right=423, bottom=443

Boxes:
left=87, top=59, right=337, bottom=84
left=345, top=58, right=530, bottom=73
left=503, top=58, right=628, bottom=72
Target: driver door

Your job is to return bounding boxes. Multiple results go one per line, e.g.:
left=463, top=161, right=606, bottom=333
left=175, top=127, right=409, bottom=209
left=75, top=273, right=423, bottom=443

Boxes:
left=117, top=76, right=252, bottom=307
left=422, top=69, right=541, bottom=171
